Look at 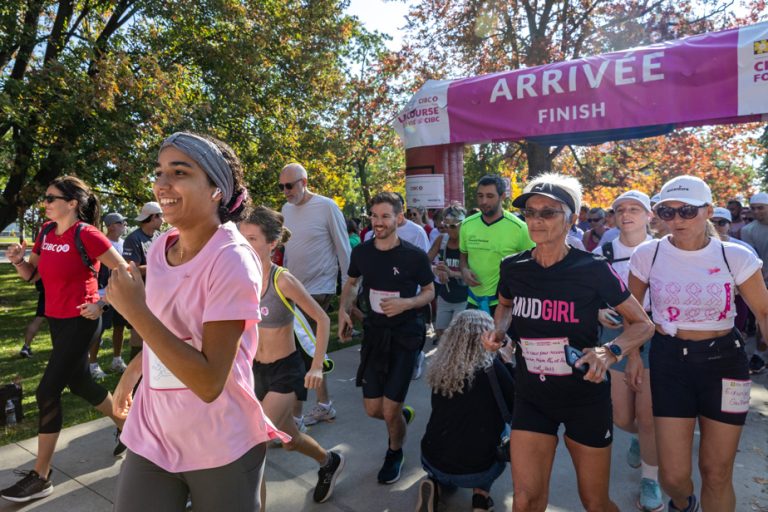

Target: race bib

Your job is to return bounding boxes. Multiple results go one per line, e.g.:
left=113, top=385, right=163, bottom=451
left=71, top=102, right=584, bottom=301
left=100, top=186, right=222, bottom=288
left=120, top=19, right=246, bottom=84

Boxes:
left=369, top=289, right=401, bottom=314
left=720, top=378, right=750, bottom=414
left=520, top=337, right=573, bottom=376
left=147, top=345, right=188, bottom=391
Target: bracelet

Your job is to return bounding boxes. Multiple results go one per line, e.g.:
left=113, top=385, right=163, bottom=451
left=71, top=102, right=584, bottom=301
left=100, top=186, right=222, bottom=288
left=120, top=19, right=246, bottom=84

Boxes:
left=12, top=259, right=25, bottom=266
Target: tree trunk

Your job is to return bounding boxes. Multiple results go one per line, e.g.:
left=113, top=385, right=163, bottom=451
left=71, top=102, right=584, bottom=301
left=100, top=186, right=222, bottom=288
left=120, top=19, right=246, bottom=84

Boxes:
left=524, top=141, right=553, bottom=178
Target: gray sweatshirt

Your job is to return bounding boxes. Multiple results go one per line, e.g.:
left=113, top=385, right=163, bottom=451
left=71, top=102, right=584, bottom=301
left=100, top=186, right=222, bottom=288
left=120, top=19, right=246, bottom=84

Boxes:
left=282, top=193, right=351, bottom=295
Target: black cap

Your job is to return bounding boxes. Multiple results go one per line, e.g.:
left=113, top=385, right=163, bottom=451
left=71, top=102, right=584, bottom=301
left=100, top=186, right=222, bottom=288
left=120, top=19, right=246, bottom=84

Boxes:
left=512, top=182, right=576, bottom=212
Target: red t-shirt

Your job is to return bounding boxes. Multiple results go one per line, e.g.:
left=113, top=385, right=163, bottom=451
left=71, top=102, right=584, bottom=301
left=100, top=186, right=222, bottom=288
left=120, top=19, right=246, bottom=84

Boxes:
left=32, top=221, right=112, bottom=319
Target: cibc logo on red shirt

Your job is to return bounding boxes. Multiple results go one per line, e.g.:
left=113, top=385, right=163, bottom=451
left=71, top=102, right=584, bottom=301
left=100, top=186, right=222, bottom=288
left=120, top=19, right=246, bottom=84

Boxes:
left=42, top=241, right=71, bottom=253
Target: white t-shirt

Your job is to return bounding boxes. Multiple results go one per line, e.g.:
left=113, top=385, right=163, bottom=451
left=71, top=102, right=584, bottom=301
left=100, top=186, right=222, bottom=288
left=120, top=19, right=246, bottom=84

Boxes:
left=601, top=227, right=620, bottom=244
left=594, top=235, right=653, bottom=309
left=727, top=236, right=757, bottom=257
left=629, top=236, right=762, bottom=335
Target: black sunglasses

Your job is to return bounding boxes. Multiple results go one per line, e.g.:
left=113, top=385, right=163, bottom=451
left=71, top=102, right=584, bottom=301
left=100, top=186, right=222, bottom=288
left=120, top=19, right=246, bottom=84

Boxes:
left=655, top=204, right=705, bottom=221
left=712, top=219, right=730, bottom=227
left=587, top=217, right=603, bottom=223
left=43, top=194, right=69, bottom=204
left=278, top=179, right=302, bottom=191
left=523, top=208, right=566, bottom=220
left=444, top=223, right=461, bottom=229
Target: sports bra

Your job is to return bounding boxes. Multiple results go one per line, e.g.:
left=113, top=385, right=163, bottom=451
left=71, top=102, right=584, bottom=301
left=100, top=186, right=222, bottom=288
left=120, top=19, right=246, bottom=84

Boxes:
left=259, top=264, right=294, bottom=328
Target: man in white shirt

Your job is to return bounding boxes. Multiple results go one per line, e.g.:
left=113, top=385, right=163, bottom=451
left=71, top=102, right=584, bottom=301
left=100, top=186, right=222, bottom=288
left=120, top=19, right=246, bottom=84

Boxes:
left=280, top=163, right=351, bottom=425
left=740, top=193, right=768, bottom=374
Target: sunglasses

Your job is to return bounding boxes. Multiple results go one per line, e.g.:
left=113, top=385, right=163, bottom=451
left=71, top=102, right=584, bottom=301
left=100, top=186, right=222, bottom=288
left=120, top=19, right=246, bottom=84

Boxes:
left=587, top=217, right=604, bottom=223
left=523, top=208, right=566, bottom=220
left=444, top=223, right=461, bottom=229
left=712, top=219, right=730, bottom=227
left=278, top=179, right=302, bottom=191
left=43, top=194, right=69, bottom=204
left=655, top=204, right=705, bottom=221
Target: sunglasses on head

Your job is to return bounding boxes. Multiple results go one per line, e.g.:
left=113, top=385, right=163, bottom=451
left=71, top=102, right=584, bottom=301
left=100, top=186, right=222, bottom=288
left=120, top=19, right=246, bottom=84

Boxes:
left=655, top=204, right=705, bottom=221
left=278, top=179, right=302, bottom=191
left=43, top=194, right=69, bottom=204
left=523, top=208, right=566, bottom=220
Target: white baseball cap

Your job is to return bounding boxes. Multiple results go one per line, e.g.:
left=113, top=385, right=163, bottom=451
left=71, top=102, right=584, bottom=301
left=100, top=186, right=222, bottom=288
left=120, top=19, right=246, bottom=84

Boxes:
left=612, top=190, right=652, bottom=212
left=656, top=176, right=712, bottom=207
left=135, top=201, right=163, bottom=222
left=712, top=207, right=732, bottom=222
left=750, top=192, right=768, bottom=205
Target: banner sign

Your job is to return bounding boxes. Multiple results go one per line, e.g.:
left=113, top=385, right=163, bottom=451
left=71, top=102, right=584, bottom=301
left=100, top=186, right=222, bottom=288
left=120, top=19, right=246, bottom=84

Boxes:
left=406, top=174, right=445, bottom=208
left=394, top=22, right=768, bottom=149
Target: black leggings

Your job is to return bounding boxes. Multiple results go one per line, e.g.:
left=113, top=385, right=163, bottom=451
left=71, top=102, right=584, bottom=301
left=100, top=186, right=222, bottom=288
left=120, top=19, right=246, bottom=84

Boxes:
left=37, top=316, right=108, bottom=434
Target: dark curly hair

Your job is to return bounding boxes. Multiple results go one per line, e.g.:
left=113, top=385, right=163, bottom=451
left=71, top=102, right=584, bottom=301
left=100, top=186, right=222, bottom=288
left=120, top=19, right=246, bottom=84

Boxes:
left=49, top=175, right=101, bottom=226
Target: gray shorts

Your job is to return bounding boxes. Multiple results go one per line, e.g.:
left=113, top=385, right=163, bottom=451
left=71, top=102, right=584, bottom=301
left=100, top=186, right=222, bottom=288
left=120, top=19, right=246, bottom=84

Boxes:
left=115, top=443, right=266, bottom=512
left=435, top=296, right=467, bottom=330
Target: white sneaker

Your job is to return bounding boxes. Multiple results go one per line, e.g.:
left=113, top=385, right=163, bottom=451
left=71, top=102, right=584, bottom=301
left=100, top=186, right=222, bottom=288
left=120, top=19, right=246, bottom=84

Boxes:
left=90, top=363, right=107, bottom=381
left=111, top=357, right=128, bottom=373
left=303, top=402, right=337, bottom=426
left=294, top=415, right=308, bottom=433
left=412, top=351, right=426, bottom=380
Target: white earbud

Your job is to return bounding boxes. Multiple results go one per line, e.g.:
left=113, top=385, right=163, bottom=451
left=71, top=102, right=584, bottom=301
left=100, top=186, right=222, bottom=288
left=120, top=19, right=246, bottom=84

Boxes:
left=212, top=188, right=221, bottom=199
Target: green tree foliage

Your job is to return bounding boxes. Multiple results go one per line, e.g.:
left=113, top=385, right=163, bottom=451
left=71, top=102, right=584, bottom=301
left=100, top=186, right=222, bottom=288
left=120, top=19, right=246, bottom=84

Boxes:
left=0, top=0, right=360, bottom=231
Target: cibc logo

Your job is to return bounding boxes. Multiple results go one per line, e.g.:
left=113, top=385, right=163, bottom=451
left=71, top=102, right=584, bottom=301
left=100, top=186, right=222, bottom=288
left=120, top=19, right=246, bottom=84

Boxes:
left=752, top=39, right=768, bottom=83
left=42, top=241, right=70, bottom=253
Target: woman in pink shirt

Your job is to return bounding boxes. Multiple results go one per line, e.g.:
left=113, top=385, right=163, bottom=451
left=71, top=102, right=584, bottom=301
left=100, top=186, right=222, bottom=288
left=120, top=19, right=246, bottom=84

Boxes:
left=107, top=133, right=285, bottom=511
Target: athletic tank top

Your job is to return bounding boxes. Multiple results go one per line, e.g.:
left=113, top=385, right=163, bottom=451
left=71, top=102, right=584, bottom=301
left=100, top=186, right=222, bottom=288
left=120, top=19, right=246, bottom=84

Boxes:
left=259, top=264, right=294, bottom=328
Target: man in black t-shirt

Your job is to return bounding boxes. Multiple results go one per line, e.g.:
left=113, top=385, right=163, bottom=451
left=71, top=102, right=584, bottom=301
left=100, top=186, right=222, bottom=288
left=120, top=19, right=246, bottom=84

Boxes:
left=338, top=192, right=435, bottom=485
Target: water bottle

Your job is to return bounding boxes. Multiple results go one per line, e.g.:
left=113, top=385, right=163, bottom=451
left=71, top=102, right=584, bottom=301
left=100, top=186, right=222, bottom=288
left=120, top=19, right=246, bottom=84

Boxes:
left=5, top=399, right=16, bottom=426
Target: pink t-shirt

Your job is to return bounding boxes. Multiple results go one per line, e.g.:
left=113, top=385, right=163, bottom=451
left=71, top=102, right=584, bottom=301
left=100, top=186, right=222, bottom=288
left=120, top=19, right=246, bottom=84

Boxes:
left=121, top=222, right=288, bottom=472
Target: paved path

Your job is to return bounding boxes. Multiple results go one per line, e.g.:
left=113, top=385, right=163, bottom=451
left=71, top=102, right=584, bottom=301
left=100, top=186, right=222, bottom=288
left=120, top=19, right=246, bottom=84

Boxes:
left=2, top=345, right=767, bottom=511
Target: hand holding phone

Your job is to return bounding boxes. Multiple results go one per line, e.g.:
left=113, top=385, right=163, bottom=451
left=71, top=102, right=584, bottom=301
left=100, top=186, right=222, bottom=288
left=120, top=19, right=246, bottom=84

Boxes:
left=564, top=345, right=608, bottom=382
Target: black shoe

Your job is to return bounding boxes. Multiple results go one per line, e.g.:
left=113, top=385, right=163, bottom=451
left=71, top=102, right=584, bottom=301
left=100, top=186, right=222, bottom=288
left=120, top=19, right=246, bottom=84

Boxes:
left=415, top=477, right=438, bottom=512
left=749, top=354, right=766, bottom=374
left=377, top=448, right=404, bottom=484
left=113, top=428, right=127, bottom=456
left=668, top=495, right=699, bottom=512
left=19, top=345, right=32, bottom=358
left=313, top=451, right=345, bottom=503
left=0, top=469, right=53, bottom=502
left=472, top=492, right=494, bottom=512
left=402, top=405, right=415, bottom=425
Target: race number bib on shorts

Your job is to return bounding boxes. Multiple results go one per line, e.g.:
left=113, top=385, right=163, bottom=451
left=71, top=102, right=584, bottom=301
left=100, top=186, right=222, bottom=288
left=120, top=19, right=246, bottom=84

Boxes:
left=147, top=345, right=188, bottom=391
left=369, top=289, right=401, bottom=314
left=720, top=378, right=750, bottom=414
left=520, top=337, right=573, bottom=376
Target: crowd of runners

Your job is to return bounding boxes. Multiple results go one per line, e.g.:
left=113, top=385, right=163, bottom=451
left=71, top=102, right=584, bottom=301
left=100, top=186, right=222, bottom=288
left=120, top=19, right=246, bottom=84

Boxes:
left=2, top=131, right=767, bottom=512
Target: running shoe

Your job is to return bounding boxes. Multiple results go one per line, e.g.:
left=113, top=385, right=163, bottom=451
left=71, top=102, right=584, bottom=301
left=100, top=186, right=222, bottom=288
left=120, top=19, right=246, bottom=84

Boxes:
left=0, top=469, right=53, bottom=502
left=627, top=436, right=641, bottom=469
left=667, top=495, right=699, bottom=512
left=111, top=356, right=128, bottom=373
left=471, top=492, right=495, bottom=511
left=303, top=402, right=336, bottom=426
left=377, top=448, right=404, bottom=484
left=90, top=363, right=107, bottom=381
left=637, top=478, right=663, bottom=511
left=19, top=345, right=32, bottom=358
left=402, top=405, right=416, bottom=425
left=414, top=477, right=437, bottom=512
left=113, top=428, right=127, bottom=456
left=748, top=354, right=766, bottom=375
left=313, top=451, right=345, bottom=503
left=412, top=351, right=426, bottom=380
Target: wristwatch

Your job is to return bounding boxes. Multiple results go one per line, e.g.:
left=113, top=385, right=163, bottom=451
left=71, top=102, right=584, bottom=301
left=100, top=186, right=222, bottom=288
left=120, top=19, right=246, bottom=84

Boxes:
left=603, top=342, right=623, bottom=363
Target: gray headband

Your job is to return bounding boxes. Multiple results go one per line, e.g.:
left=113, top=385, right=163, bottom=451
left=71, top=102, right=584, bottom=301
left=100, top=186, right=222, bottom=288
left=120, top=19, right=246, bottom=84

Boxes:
left=160, top=132, right=234, bottom=205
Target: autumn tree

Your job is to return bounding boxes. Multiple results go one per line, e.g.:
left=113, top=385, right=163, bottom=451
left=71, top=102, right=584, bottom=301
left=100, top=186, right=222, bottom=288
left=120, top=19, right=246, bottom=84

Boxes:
left=402, top=0, right=755, bottom=178
left=0, top=0, right=358, bottom=232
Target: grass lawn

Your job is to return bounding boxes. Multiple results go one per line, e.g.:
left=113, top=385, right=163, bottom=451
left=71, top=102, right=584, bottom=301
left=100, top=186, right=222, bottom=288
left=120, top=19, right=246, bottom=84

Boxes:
left=0, top=263, right=358, bottom=447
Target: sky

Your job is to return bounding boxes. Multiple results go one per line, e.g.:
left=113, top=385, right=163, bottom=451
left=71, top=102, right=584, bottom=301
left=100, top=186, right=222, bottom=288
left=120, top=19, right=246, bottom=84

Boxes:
left=346, top=0, right=410, bottom=49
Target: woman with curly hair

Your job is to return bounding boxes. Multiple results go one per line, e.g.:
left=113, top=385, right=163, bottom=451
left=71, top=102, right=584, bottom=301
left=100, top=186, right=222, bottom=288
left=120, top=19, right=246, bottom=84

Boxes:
left=416, top=309, right=514, bottom=512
